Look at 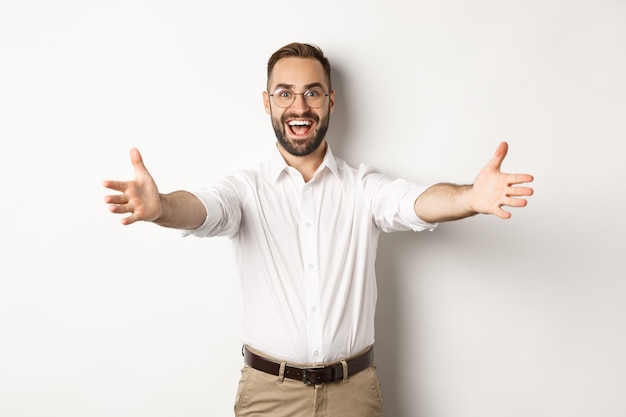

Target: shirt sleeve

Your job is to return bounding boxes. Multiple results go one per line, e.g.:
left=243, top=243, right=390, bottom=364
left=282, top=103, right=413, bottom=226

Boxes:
left=359, top=163, right=438, bottom=233
left=181, top=177, right=243, bottom=239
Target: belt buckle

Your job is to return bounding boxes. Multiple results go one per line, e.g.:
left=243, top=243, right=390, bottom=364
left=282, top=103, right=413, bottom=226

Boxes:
left=302, top=366, right=326, bottom=385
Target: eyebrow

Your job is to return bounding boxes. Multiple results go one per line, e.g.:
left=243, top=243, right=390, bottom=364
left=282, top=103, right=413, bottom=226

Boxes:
left=273, top=82, right=325, bottom=91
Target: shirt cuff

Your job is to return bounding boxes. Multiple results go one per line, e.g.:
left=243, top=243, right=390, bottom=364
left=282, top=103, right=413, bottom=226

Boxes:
left=180, top=190, right=213, bottom=237
left=400, top=185, right=438, bottom=232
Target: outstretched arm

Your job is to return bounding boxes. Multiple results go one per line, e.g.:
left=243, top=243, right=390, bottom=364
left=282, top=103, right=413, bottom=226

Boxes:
left=103, top=148, right=206, bottom=229
left=414, top=142, right=534, bottom=223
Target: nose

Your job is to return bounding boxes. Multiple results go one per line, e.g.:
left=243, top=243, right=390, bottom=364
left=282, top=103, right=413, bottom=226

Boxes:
left=289, top=93, right=310, bottom=112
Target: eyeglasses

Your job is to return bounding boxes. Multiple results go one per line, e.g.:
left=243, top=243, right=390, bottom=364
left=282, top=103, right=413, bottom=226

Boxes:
left=268, top=87, right=329, bottom=108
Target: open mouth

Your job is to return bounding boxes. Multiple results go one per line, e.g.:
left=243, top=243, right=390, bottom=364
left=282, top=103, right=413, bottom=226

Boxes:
left=287, top=119, right=314, bottom=137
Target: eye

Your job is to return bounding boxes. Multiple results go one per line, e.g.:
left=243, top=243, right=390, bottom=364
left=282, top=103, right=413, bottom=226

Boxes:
left=305, top=88, right=323, bottom=98
left=276, top=89, right=293, bottom=98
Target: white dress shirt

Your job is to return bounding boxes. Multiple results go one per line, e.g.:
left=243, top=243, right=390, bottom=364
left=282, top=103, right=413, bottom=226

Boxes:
left=184, top=145, right=437, bottom=364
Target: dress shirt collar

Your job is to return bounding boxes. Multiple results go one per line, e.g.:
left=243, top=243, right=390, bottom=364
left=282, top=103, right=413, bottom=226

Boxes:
left=269, top=142, right=339, bottom=183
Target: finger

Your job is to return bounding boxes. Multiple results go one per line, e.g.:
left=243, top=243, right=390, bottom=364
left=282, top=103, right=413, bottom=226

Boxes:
left=107, top=203, right=132, bottom=214
left=104, top=194, right=129, bottom=205
left=488, top=141, right=509, bottom=172
left=502, top=197, right=528, bottom=208
left=495, top=207, right=512, bottom=219
left=129, top=147, right=150, bottom=178
left=508, top=186, right=534, bottom=197
left=102, top=180, right=128, bottom=192
left=506, top=173, right=534, bottom=185
left=120, top=213, right=140, bottom=226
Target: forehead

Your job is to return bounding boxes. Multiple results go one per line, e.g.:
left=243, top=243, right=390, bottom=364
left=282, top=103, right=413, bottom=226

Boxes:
left=268, top=57, right=328, bottom=90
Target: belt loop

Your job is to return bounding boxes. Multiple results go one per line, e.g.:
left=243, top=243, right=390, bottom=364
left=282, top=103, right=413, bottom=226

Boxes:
left=341, top=360, right=349, bottom=383
left=277, top=362, right=286, bottom=383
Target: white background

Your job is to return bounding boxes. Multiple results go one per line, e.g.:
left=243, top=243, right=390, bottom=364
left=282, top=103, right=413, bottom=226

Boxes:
left=1, top=0, right=625, bottom=416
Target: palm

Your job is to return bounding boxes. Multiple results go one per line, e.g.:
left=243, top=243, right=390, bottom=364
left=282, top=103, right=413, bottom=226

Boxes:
left=103, top=148, right=162, bottom=225
left=470, top=142, right=534, bottom=219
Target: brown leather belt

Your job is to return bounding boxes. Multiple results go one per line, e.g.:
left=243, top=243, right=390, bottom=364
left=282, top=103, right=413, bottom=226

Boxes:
left=243, top=346, right=374, bottom=385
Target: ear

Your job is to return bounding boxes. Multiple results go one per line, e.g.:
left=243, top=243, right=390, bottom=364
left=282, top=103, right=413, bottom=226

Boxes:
left=263, top=91, right=271, bottom=114
left=329, top=90, right=335, bottom=114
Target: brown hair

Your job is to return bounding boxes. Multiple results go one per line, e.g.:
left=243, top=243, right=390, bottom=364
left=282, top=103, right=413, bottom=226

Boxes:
left=266, top=42, right=332, bottom=90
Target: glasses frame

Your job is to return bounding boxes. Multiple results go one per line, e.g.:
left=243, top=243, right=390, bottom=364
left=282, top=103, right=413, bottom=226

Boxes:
left=268, top=87, right=330, bottom=109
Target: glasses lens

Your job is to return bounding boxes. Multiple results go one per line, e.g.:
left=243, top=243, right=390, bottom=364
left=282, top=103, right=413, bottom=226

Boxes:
left=303, top=88, right=325, bottom=108
left=272, top=89, right=294, bottom=108
left=271, top=88, right=327, bottom=108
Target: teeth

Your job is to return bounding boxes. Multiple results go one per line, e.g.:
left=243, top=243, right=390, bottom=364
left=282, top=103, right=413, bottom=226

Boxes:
left=288, top=120, right=311, bottom=126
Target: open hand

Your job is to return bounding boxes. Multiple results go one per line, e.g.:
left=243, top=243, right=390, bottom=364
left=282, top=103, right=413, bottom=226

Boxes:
left=103, top=148, right=161, bottom=225
left=470, top=142, right=534, bottom=219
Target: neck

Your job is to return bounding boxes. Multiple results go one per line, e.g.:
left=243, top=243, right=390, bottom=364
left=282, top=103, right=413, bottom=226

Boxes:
left=277, top=140, right=327, bottom=182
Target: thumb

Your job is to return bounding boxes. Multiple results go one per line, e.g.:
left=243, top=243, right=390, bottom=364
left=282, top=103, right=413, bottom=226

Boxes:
left=487, top=141, right=508, bottom=172
left=129, top=147, right=149, bottom=177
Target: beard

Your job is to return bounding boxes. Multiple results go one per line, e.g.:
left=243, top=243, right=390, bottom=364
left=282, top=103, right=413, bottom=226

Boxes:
left=271, top=108, right=330, bottom=157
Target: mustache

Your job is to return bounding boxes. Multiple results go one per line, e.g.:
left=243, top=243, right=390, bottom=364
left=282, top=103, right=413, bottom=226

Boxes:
left=281, top=111, right=319, bottom=124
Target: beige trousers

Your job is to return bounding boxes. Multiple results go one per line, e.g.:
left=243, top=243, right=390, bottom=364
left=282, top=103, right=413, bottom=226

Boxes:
left=234, top=347, right=385, bottom=417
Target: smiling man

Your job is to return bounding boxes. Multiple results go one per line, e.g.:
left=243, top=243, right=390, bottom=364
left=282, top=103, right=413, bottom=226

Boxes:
left=103, top=42, right=534, bottom=416
left=265, top=55, right=333, bottom=162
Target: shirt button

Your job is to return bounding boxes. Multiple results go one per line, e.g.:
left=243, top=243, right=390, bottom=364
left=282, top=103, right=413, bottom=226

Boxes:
left=305, top=222, right=311, bottom=228
left=308, top=263, right=314, bottom=269
left=313, top=350, right=319, bottom=357
left=311, top=306, right=317, bottom=312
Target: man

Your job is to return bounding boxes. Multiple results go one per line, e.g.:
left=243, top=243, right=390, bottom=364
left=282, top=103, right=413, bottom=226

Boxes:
left=103, top=42, right=534, bottom=416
